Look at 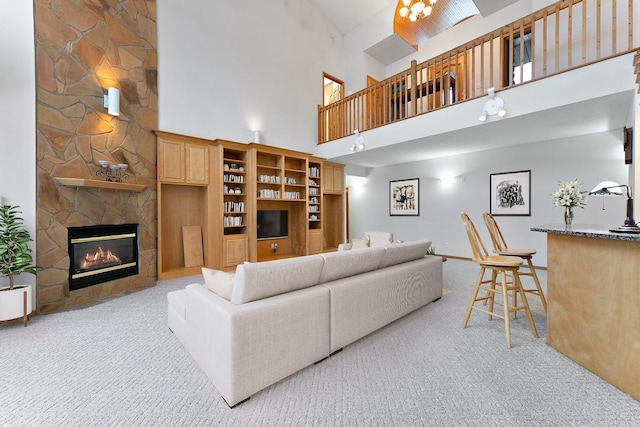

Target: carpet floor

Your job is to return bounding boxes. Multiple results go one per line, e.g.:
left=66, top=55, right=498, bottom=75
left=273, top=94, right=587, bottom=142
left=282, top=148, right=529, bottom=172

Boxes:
left=1, top=259, right=639, bottom=426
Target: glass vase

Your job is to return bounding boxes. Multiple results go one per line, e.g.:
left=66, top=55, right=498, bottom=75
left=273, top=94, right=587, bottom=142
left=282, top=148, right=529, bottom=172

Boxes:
left=564, top=206, right=574, bottom=225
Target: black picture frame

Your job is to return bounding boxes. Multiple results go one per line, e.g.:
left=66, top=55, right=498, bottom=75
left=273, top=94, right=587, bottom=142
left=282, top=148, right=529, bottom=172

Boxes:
left=390, top=178, right=419, bottom=216
left=489, top=170, right=531, bottom=216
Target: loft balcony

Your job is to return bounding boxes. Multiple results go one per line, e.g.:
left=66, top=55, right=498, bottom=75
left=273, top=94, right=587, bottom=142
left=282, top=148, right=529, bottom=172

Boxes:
left=317, top=0, right=640, bottom=168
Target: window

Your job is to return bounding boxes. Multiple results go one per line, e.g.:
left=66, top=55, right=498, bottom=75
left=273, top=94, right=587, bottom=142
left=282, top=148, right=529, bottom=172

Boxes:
left=505, top=30, right=532, bottom=86
left=323, top=72, right=343, bottom=106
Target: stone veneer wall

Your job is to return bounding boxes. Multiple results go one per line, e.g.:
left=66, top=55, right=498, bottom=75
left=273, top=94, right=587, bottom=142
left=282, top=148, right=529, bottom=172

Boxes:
left=34, top=0, right=158, bottom=313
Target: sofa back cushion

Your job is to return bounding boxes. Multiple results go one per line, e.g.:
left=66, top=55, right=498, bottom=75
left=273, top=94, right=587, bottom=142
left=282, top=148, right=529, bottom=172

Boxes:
left=364, top=231, right=393, bottom=247
left=202, top=267, right=235, bottom=301
left=231, top=255, right=325, bottom=304
left=318, top=246, right=385, bottom=284
left=379, top=240, right=432, bottom=269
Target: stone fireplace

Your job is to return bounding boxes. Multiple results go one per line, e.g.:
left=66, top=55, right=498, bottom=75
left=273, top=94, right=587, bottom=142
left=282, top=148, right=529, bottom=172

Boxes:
left=34, top=1, right=158, bottom=313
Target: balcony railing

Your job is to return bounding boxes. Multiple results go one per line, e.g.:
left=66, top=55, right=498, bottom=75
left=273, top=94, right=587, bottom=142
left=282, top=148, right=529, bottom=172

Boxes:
left=318, top=0, right=638, bottom=144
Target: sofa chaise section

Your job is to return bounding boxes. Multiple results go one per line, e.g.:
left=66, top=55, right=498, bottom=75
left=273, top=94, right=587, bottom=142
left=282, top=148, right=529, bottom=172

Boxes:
left=168, top=255, right=330, bottom=407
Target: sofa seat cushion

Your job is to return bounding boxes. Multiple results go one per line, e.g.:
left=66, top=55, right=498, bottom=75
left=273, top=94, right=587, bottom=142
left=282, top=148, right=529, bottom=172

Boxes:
left=318, top=246, right=385, bottom=284
left=231, top=255, right=325, bottom=304
left=202, top=268, right=235, bottom=301
left=379, top=240, right=433, bottom=269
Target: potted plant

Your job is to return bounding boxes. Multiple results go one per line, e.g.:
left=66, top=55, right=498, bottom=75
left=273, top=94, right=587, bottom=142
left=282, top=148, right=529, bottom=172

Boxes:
left=0, top=205, right=39, bottom=326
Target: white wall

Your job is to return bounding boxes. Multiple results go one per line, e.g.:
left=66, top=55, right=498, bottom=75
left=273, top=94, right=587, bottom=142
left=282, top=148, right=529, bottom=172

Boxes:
left=347, top=131, right=628, bottom=267
left=0, top=2, right=36, bottom=288
left=156, top=0, right=345, bottom=154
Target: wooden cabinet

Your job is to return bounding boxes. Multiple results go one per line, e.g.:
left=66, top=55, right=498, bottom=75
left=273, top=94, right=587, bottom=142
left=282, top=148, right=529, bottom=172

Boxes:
left=158, top=135, right=209, bottom=185
left=223, top=234, right=248, bottom=268
left=186, top=144, right=209, bottom=185
left=322, top=161, right=345, bottom=251
left=156, top=131, right=215, bottom=279
left=308, top=229, right=323, bottom=254
left=323, top=162, right=344, bottom=194
left=158, top=139, right=184, bottom=182
left=156, top=131, right=344, bottom=277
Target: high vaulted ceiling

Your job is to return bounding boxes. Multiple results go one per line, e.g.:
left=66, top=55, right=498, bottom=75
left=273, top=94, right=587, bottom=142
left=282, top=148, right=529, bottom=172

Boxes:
left=312, top=0, right=520, bottom=35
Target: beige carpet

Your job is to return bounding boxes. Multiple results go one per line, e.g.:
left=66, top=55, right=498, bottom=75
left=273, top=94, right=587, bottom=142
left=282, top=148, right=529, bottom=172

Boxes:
left=1, top=259, right=639, bottom=426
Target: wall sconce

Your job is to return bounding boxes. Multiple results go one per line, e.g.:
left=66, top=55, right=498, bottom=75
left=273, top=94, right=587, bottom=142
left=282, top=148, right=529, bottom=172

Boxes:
left=350, top=129, right=365, bottom=152
left=252, top=129, right=261, bottom=144
left=103, top=87, right=120, bottom=116
left=479, top=88, right=506, bottom=122
left=588, top=181, right=640, bottom=233
left=440, top=174, right=465, bottom=185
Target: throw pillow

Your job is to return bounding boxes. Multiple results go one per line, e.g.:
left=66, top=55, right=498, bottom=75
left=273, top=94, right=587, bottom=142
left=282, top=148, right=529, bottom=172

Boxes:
left=351, top=236, right=369, bottom=249
left=202, top=267, right=235, bottom=301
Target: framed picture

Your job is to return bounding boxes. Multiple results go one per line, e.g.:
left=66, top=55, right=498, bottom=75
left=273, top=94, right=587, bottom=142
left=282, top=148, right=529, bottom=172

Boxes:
left=490, top=170, right=531, bottom=216
left=390, top=178, right=419, bottom=216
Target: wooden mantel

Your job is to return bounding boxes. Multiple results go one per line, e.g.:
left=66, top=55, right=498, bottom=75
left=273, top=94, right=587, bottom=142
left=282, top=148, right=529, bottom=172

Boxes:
left=53, top=177, right=146, bottom=193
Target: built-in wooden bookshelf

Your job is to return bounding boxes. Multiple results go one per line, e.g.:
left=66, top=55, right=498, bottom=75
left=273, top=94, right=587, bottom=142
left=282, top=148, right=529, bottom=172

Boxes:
left=156, top=130, right=345, bottom=278
left=221, top=145, right=249, bottom=268
left=308, top=158, right=323, bottom=254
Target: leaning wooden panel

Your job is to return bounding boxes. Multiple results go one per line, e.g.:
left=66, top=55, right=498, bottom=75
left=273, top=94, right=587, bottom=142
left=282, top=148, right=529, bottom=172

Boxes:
left=182, top=225, right=204, bottom=268
left=547, top=233, right=640, bottom=401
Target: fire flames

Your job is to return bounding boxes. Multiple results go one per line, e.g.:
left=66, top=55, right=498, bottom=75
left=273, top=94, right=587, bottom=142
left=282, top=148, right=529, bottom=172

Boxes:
left=79, top=247, right=122, bottom=271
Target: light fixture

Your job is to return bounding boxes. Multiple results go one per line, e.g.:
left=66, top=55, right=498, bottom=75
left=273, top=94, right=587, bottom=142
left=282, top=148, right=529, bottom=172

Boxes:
left=103, top=87, right=120, bottom=116
left=399, top=0, right=436, bottom=22
left=252, top=129, right=261, bottom=144
left=588, top=181, right=640, bottom=233
left=350, top=129, right=365, bottom=152
left=440, top=174, right=465, bottom=185
left=479, top=87, right=507, bottom=122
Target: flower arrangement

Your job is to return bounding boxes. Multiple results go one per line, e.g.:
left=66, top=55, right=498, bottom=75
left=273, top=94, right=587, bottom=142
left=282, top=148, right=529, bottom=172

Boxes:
left=551, top=179, right=587, bottom=208
left=551, top=179, right=587, bottom=225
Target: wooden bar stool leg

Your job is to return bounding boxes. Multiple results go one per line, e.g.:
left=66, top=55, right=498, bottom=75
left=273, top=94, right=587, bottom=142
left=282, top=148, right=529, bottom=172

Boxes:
left=509, top=271, right=519, bottom=320
left=487, top=269, right=498, bottom=320
left=527, top=258, right=547, bottom=311
left=500, top=270, right=512, bottom=348
left=514, top=272, right=539, bottom=338
left=463, top=267, right=486, bottom=328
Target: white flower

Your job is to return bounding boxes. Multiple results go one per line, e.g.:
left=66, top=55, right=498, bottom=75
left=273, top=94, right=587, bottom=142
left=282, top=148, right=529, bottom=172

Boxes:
left=551, top=179, right=587, bottom=208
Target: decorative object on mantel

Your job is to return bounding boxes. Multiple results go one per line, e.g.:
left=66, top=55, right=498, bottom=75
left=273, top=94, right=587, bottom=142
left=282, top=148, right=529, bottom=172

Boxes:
left=551, top=179, right=587, bottom=225
left=97, top=160, right=129, bottom=182
left=0, top=205, right=40, bottom=326
left=588, top=181, right=640, bottom=234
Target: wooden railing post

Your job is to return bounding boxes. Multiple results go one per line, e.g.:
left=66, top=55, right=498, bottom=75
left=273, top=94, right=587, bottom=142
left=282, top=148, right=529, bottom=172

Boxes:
left=410, top=60, right=417, bottom=117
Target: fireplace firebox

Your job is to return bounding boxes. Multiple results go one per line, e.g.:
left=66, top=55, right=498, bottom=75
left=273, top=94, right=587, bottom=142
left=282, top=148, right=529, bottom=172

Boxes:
left=68, top=224, right=139, bottom=291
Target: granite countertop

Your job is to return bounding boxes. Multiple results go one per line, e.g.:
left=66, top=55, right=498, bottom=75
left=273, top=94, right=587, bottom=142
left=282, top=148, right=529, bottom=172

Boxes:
left=531, top=224, right=640, bottom=241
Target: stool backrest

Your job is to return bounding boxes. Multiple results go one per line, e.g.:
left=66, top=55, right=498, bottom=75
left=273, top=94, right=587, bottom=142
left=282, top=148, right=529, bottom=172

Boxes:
left=461, top=212, right=490, bottom=262
left=483, top=212, right=508, bottom=253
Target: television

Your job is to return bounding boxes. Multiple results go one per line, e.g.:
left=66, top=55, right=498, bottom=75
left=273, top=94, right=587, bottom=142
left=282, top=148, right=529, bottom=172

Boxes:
left=257, top=210, right=288, bottom=239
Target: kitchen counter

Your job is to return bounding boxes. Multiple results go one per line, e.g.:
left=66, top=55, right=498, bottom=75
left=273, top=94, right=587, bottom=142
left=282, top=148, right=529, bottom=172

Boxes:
left=532, top=224, right=640, bottom=401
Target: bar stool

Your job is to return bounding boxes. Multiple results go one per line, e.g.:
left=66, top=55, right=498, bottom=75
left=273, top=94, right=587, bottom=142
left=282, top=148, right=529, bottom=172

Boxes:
left=461, top=212, right=539, bottom=348
left=483, top=212, right=547, bottom=312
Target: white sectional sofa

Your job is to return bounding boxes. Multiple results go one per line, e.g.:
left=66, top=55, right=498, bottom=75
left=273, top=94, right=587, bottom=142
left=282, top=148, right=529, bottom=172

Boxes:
left=167, top=239, right=443, bottom=407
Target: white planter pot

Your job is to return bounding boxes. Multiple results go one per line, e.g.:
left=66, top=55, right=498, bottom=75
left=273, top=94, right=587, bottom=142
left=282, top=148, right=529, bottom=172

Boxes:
left=0, top=284, right=33, bottom=325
